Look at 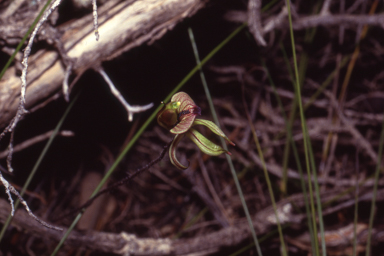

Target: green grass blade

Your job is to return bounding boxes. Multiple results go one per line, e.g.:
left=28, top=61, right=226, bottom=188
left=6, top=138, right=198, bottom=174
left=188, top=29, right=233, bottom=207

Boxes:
left=0, top=0, right=53, bottom=81
left=305, top=125, right=327, bottom=255
left=51, top=23, right=246, bottom=255
left=244, top=114, right=288, bottom=256
left=0, top=91, right=80, bottom=242
left=260, top=58, right=289, bottom=195
left=262, top=59, right=316, bottom=251
left=281, top=38, right=321, bottom=256
left=303, top=56, right=350, bottom=111
left=285, top=0, right=325, bottom=255
left=281, top=18, right=320, bottom=256
left=188, top=28, right=264, bottom=256
left=365, top=108, right=384, bottom=256
left=279, top=42, right=302, bottom=198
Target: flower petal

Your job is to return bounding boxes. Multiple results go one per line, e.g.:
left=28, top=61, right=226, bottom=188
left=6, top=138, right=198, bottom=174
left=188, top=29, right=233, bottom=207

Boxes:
left=187, top=128, right=231, bottom=156
left=169, top=134, right=189, bottom=170
left=170, top=92, right=201, bottom=134
left=171, top=92, right=198, bottom=114
left=193, top=119, right=235, bottom=146
left=170, top=114, right=196, bottom=134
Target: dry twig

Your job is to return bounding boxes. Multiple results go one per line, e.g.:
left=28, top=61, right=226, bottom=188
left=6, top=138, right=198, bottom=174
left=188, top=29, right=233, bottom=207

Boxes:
left=96, top=67, right=154, bottom=122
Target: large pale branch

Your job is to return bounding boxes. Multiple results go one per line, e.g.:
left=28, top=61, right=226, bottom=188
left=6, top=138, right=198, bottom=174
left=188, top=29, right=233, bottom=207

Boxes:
left=0, top=0, right=206, bottom=129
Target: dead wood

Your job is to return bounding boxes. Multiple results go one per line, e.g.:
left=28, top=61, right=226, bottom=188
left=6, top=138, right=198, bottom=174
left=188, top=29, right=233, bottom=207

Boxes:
left=1, top=1, right=384, bottom=255
left=0, top=0, right=206, bottom=129
left=0, top=198, right=173, bottom=255
left=1, top=187, right=384, bottom=254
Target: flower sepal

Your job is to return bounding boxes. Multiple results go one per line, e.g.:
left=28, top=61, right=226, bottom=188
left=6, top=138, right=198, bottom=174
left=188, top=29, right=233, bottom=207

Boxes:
left=169, top=133, right=190, bottom=170
left=193, top=119, right=235, bottom=146
left=157, top=92, right=235, bottom=170
left=187, top=128, right=231, bottom=156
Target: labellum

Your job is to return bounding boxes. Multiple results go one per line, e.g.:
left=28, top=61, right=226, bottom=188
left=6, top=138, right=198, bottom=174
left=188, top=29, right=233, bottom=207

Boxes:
left=157, top=92, right=235, bottom=170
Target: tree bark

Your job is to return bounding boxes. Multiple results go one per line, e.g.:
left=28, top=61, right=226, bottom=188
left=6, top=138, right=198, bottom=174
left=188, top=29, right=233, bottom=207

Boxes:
left=0, top=0, right=206, bottom=129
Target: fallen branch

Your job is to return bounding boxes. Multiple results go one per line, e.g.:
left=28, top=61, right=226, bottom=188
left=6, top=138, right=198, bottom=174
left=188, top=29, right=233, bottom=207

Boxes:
left=0, top=0, right=206, bottom=128
left=2, top=188, right=384, bottom=254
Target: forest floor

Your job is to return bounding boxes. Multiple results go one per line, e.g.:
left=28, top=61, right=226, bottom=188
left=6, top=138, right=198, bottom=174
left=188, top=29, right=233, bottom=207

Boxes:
left=1, top=0, right=384, bottom=255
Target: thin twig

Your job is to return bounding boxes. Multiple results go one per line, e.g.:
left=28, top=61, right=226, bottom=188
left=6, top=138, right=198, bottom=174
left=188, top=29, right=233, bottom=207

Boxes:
left=198, top=156, right=230, bottom=225
left=182, top=154, right=229, bottom=228
left=54, top=139, right=173, bottom=221
left=320, top=0, right=332, bottom=16
left=92, top=0, right=99, bottom=41
left=247, top=0, right=266, bottom=46
left=19, top=0, right=62, bottom=120
left=324, top=90, right=378, bottom=162
left=0, top=130, right=74, bottom=159
left=63, top=63, right=73, bottom=102
left=96, top=67, right=154, bottom=121
left=0, top=0, right=28, bottom=20
left=1, top=0, right=62, bottom=173
left=227, top=11, right=384, bottom=32
left=6, top=130, right=15, bottom=172
left=346, top=0, right=365, bottom=13
left=0, top=171, right=62, bottom=231
left=0, top=172, right=15, bottom=215
left=339, top=0, right=345, bottom=44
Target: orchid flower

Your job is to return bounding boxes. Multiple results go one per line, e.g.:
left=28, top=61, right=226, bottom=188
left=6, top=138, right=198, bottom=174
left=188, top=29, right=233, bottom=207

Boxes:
left=157, top=92, right=235, bottom=170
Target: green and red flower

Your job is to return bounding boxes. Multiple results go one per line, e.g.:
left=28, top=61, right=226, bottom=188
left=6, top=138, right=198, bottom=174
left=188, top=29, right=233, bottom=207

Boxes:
left=157, top=92, right=235, bottom=170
